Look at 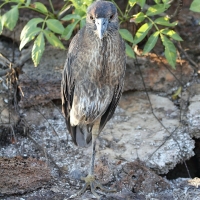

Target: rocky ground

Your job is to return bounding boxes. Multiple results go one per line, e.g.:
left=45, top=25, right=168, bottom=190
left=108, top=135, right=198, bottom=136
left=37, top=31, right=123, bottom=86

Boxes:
left=1, top=1, right=200, bottom=200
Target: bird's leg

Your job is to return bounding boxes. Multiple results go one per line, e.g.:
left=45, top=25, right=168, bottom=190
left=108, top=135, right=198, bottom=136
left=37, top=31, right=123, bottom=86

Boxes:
left=89, top=120, right=98, bottom=175
left=70, top=119, right=116, bottom=199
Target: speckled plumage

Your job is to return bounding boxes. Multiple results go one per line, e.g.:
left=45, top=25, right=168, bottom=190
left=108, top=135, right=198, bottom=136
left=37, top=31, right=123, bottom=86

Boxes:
left=61, top=0, right=126, bottom=147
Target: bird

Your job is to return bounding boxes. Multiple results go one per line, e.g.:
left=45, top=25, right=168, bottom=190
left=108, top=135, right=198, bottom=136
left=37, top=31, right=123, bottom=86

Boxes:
left=61, top=0, right=126, bottom=198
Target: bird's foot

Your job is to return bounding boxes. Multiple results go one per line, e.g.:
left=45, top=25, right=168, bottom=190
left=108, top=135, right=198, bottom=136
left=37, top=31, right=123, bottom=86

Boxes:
left=69, top=174, right=116, bottom=199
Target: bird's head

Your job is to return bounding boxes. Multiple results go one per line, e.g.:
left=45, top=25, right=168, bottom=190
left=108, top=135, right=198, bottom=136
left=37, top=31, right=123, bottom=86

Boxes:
left=86, top=0, right=118, bottom=40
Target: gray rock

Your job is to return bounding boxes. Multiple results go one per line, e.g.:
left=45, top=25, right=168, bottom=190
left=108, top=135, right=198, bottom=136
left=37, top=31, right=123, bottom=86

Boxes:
left=187, top=93, right=200, bottom=138
left=124, top=55, right=193, bottom=92
left=97, top=92, right=195, bottom=174
left=18, top=50, right=194, bottom=107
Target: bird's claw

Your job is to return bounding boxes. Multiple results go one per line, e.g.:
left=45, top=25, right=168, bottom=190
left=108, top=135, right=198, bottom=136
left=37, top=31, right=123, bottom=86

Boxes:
left=69, top=175, right=116, bottom=199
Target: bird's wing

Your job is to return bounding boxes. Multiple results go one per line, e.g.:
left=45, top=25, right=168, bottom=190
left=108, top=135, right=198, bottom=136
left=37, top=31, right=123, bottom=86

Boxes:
left=99, top=79, right=123, bottom=133
left=99, top=38, right=126, bottom=132
left=61, top=28, right=85, bottom=145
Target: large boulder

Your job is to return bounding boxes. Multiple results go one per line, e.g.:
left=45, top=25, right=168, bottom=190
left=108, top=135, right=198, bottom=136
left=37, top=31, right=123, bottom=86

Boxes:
left=97, top=91, right=195, bottom=174
left=18, top=49, right=194, bottom=107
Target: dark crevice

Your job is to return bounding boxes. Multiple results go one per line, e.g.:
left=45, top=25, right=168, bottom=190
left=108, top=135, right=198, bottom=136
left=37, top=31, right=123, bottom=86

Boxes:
left=160, top=138, right=200, bottom=180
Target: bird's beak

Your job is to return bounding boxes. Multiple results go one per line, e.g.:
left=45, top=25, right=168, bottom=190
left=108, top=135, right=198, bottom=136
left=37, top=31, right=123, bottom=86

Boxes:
left=95, top=18, right=108, bottom=40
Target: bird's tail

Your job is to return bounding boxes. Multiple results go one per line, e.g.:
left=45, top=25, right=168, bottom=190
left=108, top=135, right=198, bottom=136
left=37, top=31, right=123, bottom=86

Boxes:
left=65, top=118, right=92, bottom=147
left=75, top=125, right=92, bottom=147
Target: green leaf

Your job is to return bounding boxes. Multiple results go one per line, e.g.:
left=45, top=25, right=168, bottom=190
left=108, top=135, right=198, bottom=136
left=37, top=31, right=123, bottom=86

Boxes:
left=46, top=19, right=64, bottom=34
left=80, top=18, right=86, bottom=28
left=133, top=22, right=153, bottom=45
left=143, top=31, right=159, bottom=54
left=155, top=16, right=177, bottom=27
left=125, top=43, right=135, bottom=58
left=32, top=32, right=45, bottom=67
left=61, top=14, right=81, bottom=21
left=2, top=5, right=19, bottom=30
left=190, top=0, right=200, bottom=13
left=129, top=0, right=137, bottom=7
left=83, top=0, right=93, bottom=5
left=133, top=12, right=146, bottom=23
left=74, top=7, right=85, bottom=17
left=146, top=4, right=167, bottom=16
left=62, top=20, right=79, bottom=40
left=20, top=18, right=44, bottom=40
left=137, top=0, right=146, bottom=8
left=0, top=18, right=3, bottom=34
left=172, top=87, right=182, bottom=100
left=32, top=2, right=48, bottom=14
left=160, top=34, right=177, bottom=69
left=119, top=29, right=134, bottom=43
left=154, top=0, right=161, bottom=4
left=70, top=0, right=88, bottom=13
left=44, top=30, right=65, bottom=49
left=162, top=0, right=170, bottom=4
left=7, top=0, right=24, bottom=2
left=161, top=29, right=183, bottom=41
left=20, top=27, right=42, bottom=50
left=26, top=0, right=31, bottom=6
left=70, top=0, right=93, bottom=10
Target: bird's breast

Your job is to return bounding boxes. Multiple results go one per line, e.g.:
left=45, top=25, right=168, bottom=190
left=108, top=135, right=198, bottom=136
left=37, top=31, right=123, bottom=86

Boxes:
left=85, top=37, right=124, bottom=86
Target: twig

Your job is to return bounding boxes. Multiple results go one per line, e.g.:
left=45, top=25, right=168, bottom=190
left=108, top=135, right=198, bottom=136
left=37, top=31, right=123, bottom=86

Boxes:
left=175, top=41, right=199, bottom=69
left=27, top=133, right=64, bottom=176
left=33, top=106, right=60, bottom=137
left=135, top=56, right=191, bottom=178
left=10, top=124, right=21, bottom=155
left=154, top=54, right=184, bottom=87
left=170, top=0, right=183, bottom=20
left=57, top=4, right=73, bottom=20
left=49, top=0, right=55, bottom=14
left=0, top=46, right=32, bottom=77
left=177, top=46, right=192, bottom=178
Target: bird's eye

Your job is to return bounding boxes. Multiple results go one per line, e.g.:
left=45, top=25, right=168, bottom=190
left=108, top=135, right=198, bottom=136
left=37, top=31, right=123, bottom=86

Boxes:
left=90, top=15, right=95, bottom=23
left=110, top=14, right=114, bottom=20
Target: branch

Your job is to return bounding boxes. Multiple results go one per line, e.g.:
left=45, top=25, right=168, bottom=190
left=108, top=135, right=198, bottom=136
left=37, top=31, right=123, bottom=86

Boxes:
left=27, top=133, right=64, bottom=176
left=0, top=46, right=32, bottom=77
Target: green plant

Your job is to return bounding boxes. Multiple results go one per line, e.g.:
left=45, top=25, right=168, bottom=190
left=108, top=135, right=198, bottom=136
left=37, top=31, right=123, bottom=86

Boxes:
left=0, top=0, right=92, bottom=66
left=114, top=0, right=183, bottom=69
left=0, top=0, right=183, bottom=68
left=190, top=0, right=200, bottom=13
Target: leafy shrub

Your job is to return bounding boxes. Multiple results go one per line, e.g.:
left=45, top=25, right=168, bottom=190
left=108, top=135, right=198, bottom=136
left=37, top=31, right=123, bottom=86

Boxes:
left=0, top=0, right=185, bottom=68
left=190, top=0, right=200, bottom=13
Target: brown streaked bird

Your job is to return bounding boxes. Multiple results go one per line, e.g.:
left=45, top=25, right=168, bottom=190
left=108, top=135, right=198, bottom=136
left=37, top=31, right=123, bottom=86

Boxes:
left=61, top=0, right=126, bottom=198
